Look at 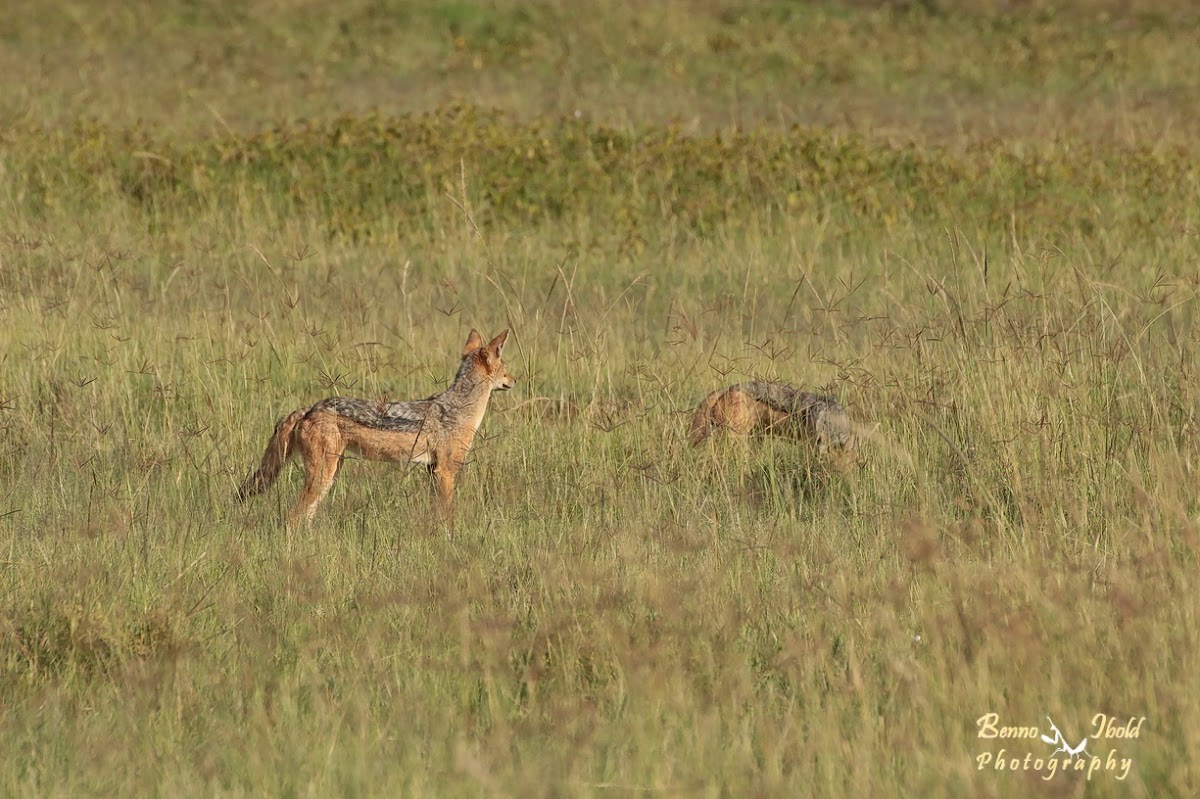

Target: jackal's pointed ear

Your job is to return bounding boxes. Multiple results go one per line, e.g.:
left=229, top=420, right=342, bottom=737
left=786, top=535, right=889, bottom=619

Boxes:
left=463, top=329, right=485, bottom=355
left=487, top=329, right=510, bottom=357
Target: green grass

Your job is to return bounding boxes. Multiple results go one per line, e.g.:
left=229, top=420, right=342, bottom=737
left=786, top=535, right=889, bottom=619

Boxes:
left=2, top=1, right=1199, bottom=796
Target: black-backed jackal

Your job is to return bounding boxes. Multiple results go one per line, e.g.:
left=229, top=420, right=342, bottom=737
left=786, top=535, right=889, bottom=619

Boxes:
left=238, top=329, right=515, bottom=527
left=689, top=380, right=856, bottom=452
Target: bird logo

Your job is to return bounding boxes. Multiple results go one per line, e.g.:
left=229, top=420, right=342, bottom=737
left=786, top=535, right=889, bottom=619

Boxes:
left=1040, top=717, right=1090, bottom=759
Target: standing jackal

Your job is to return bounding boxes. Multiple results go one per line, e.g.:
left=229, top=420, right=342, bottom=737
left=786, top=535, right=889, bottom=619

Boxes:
left=238, top=329, right=515, bottom=527
left=689, top=380, right=856, bottom=452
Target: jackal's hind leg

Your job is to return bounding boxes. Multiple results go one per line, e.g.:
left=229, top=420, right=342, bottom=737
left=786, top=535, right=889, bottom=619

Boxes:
left=711, top=389, right=764, bottom=437
left=289, top=419, right=345, bottom=526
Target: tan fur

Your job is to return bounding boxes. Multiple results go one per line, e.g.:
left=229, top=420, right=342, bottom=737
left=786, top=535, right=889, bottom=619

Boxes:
left=688, top=386, right=790, bottom=444
left=239, top=329, right=515, bottom=529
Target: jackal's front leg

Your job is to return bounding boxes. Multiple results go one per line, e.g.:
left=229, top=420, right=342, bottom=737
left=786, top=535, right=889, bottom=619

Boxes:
left=427, top=462, right=458, bottom=533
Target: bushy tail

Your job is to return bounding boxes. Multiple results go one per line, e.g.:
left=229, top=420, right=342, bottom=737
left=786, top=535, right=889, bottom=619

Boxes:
left=688, top=389, right=725, bottom=446
left=237, top=408, right=307, bottom=500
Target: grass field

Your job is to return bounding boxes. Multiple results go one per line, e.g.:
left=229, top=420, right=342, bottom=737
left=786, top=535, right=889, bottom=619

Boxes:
left=2, top=1, right=1198, bottom=796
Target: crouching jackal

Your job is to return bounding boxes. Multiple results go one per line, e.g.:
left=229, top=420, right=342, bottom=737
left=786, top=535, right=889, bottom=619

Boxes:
left=689, top=380, right=856, bottom=452
left=238, top=329, right=515, bottom=527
